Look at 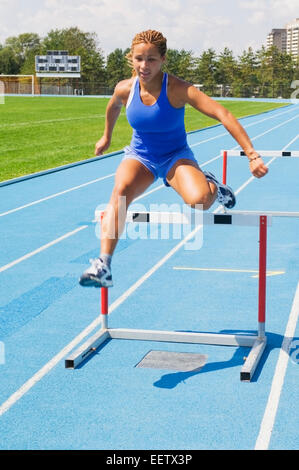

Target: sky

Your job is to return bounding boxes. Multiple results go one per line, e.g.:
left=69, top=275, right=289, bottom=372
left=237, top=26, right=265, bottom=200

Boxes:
left=0, top=0, right=298, bottom=57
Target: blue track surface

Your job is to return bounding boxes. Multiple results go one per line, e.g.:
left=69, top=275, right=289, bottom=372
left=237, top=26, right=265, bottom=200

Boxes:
left=0, top=104, right=298, bottom=450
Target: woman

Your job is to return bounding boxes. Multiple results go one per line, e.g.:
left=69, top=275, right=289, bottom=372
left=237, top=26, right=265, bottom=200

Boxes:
left=79, top=30, right=268, bottom=288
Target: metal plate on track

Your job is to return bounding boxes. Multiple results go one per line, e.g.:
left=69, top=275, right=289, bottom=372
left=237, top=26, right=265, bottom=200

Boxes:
left=136, top=350, right=208, bottom=371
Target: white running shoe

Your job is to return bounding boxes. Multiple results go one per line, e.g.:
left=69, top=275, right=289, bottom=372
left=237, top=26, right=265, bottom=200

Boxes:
left=204, top=171, right=236, bottom=209
left=79, top=258, right=113, bottom=288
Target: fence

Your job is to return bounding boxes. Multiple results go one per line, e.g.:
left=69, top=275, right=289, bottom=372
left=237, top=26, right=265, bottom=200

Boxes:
left=1, top=78, right=295, bottom=99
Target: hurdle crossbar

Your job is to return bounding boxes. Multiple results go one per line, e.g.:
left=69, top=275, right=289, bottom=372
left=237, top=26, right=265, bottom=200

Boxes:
left=222, top=150, right=299, bottom=158
left=66, top=213, right=271, bottom=382
left=223, top=210, right=299, bottom=218
left=221, top=149, right=299, bottom=184
left=94, top=210, right=272, bottom=227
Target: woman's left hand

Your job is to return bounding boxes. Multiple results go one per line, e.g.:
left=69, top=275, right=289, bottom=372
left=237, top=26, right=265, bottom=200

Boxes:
left=249, top=157, right=268, bottom=178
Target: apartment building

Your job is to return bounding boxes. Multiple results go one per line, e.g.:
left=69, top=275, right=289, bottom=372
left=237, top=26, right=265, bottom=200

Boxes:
left=266, top=28, right=287, bottom=52
left=286, top=18, right=299, bottom=57
left=266, top=18, right=299, bottom=57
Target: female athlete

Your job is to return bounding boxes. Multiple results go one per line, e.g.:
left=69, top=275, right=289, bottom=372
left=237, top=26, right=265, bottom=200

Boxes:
left=79, top=30, right=268, bottom=287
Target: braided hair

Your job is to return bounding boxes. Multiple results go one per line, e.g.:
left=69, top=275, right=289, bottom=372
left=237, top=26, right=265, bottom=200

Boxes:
left=126, top=30, right=167, bottom=76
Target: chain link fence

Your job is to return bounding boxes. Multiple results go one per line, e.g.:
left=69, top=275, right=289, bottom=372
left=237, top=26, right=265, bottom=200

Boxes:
left=1, top=78, right=295, bottom=99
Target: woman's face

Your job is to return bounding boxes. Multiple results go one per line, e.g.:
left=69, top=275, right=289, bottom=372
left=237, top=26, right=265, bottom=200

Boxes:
left=132, top=42, right=166, bottom=83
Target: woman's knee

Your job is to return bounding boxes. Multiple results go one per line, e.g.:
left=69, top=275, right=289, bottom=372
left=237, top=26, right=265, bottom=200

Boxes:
left=183, top=190, right=215, bottom=210
left=111, top=182, right=135, bottom=206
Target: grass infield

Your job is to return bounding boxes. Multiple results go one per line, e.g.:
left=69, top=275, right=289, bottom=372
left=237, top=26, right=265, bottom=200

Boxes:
left=0, top=96, right=287, bottom=182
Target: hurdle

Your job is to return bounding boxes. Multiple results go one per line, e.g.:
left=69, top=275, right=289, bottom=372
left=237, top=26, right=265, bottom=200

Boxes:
left=221, top=150, right=299, bottom=184
left=66, top=211, right=273, bottom=382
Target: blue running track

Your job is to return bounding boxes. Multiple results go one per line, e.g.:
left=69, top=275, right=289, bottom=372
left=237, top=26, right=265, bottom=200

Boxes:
left=0, top=103, right=298, bottom=450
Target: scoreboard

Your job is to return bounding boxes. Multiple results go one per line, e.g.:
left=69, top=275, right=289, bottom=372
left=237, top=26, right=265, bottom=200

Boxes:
left=35, top=51, right=81, bottom=77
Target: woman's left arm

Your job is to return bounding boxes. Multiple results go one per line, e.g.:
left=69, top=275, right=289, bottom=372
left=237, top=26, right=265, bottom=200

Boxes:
left=185, top=85, right=268, bottom=178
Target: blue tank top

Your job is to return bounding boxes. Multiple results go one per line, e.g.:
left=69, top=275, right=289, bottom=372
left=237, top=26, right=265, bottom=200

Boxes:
left=126, top=73, right=187, bottom=161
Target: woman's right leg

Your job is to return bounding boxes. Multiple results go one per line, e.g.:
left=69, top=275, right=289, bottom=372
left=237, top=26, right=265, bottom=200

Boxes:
left=79, top=158, right=155, bottom=287
left=101, top=158, right=155, bottom=256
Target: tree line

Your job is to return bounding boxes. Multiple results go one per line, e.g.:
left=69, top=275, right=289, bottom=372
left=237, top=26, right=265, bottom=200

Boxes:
left=1, top=26, right=299, bottom=98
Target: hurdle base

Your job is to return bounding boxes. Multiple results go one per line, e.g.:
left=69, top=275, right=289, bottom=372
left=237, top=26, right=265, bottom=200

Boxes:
left=65, top=329, right=110, bottom=369
left=240, top=336, right=267, bottom=382
left=65, top=327, right=266, bottom=381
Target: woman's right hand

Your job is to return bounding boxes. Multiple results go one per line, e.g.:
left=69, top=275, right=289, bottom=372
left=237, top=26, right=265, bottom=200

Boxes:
left=95, top=136, right=111, bottom=156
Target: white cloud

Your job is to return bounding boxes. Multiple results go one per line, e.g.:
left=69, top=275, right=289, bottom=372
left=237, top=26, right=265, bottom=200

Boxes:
left=238, top=0, right=267, bottom=10
left=239, top=0, right=298, bottom=23
left=248, top=11, right=266, bottom=25
left=0, top=0, right=298, bottom=56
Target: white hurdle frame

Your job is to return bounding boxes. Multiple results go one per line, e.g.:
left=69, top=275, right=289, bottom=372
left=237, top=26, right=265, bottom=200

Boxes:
left=66, top=211, right=273, bottom=382
left=221, top=149, right=299, bottom=185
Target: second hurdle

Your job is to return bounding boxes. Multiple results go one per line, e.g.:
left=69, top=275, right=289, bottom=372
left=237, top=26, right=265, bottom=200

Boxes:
left=221, top=149, right=299, bottom=184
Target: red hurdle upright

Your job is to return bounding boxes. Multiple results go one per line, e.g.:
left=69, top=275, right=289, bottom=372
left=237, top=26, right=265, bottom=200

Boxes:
left=258, top=215, right=267, bottom=338
left=66, top=210, right=271, bottom=381
left=222, top=150, right=228, bottom=185
left=101, top=287, right=108, bottom=329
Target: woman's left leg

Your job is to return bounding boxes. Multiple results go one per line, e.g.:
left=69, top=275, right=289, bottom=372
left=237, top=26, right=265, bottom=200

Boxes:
left=166, top=158, right=218, bottom=210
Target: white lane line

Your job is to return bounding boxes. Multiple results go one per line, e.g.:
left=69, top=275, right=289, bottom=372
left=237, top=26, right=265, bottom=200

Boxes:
left=0, top=215, right=206, bottom=418
left=283, top=133, right=299, bottom=147
left=255, top=281, right=299, bottom=450
left=0, top=185, right=164, bottom=274
left=233, top=131, right=297, bottom=196
left=247, top=113, right=299, bottom=143
left=134, top=184, right=164, bottom=201
left=0, top=111, right=128, bottom=129
left=0, top=115, right=106, bottom=129
left=1, top=106, right=297, bottom=219
left=0, top=226, right=88, bottom=273
left=190, top=106, right=298, bottom=148
left=252, top=134, right=299, bottom=449
left=195, top=112, right=299, bottom=169
left=0, top=176, right=255, bottom=417
left=0, top=173, right=116, bottom=218
left=0, top=118, right=297, bottom=418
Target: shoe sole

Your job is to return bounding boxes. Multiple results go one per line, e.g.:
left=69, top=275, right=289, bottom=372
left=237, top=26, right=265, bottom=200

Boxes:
left=79, top=276, right=113, bottom=288
left=219, top=185, right=236, bottom=209
left=205, top=172, right=236, bottom=209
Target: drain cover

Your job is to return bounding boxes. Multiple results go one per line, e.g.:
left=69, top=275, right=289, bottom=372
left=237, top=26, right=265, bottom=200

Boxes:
left=136, top=350, right=208, bottom=371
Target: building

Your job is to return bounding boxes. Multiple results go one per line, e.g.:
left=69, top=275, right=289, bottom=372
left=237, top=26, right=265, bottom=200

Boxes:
left=266, top=19, right=299, bottom=58
left=266, top=29, right=287, bottom=52
left=286, top=18, right=299, bottom=57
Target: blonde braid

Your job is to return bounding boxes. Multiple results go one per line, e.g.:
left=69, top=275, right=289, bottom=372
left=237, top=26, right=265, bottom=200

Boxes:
left=126, top=30, right=167, bottom=76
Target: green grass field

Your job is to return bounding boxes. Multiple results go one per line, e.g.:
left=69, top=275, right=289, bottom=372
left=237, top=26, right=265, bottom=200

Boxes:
left=0, top=95, right=288, bottom=182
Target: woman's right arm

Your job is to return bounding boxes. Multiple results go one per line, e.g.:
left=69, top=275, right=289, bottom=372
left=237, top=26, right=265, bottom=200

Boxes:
left=95, top=80, right=131, bottom=156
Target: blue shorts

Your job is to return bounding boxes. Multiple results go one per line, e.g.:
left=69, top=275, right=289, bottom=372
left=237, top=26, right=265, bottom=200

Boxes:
left=123, top=144, right=198, bottom=186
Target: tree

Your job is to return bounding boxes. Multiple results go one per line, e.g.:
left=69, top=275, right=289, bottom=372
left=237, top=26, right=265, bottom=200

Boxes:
left=194, top=48, right=217, bottom=95
left=215, top=47, right=237, bottom=96
left=176, top=50, right=197, bottom=82
left=255, top=46, right=296, bottom=98
left=0, top=33, right=41, bottom=74
left=42, top=27, right=106, bottom=84
left=106, top=48, right=131, bottom=89
left=235, top=47, right=259, bottom=97
left=165, top=49, right=182, bottom=76
left=165, top=48, right=196, bottom=82
left=0, top=47, right=20, bottom=74
left=4, top=33, right=41, bottom=60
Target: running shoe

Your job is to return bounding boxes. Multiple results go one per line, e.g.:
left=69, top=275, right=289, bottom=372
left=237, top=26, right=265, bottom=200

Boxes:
left=204, top=171, right=236, bottom=209
left=79, top=258, right=113, bottom=287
